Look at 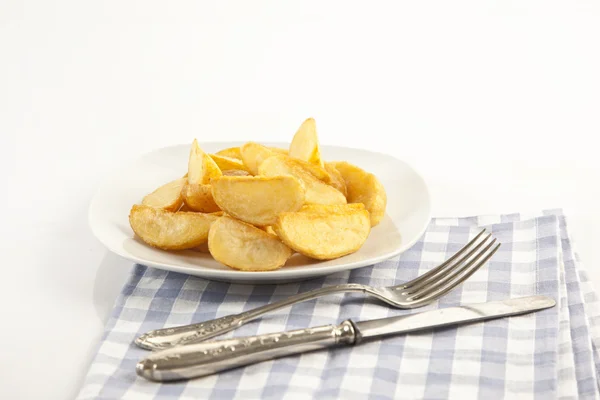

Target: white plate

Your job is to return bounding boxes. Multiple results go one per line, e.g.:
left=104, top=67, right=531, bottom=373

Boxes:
left=89, top=143, right=431, bottom=283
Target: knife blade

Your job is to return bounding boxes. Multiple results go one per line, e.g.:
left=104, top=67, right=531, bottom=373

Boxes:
left=136, top=295, right=555, bottom=382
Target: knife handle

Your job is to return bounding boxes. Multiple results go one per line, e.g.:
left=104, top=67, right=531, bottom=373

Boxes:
left=136, top=320, right=358, bottom=382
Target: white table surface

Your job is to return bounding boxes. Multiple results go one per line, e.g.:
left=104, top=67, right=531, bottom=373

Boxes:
left=2, top=1, right=599, bottom=399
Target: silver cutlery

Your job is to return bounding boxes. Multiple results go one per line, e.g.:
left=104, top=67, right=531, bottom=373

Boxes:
left=136, top=295, right=555, bottom=382
left=135, top=229, right=500, bottom=350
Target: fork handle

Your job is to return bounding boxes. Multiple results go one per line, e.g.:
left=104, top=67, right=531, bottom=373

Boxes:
left=137, top=320, right=358, bottom=382
left=134, top=284, right=368, bottom=350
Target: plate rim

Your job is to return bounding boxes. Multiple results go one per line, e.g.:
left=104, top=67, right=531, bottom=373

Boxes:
left=88, top=142, right=432, bottom=281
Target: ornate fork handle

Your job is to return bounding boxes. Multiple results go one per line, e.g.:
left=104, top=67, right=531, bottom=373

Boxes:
left=135, top=283, right=369, bottom=350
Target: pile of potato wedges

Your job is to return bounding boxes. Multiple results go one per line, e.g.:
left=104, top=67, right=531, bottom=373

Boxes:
left=129, top=118, right=387, bottom=271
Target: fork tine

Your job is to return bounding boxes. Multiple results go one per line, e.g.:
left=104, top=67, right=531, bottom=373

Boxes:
left=399, top=229, right=489, bottom=291
left=407, top=238, right=497, bottom=297
left=408, top=239, right=498, bottom=299
left=404, top=234, right=496, bottom=297
left=406, top=242, right=501, bottom=308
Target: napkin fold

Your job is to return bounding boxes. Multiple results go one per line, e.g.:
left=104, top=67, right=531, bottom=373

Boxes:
left=77, top=210, right=600, bottom=400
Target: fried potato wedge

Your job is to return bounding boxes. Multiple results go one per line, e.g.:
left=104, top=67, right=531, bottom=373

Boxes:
left=273, top=204, right=370, bottom=260
left=254, top=152, right=330, bottom=183
left=209, top=154, right=250, bottom=172
left=330, top=161, right=387, bottom=227
left=300, top=203, right=365, bottom=214
left=269, top=147, right=289, bottom=155
left=188, top=139, right=222, bottom=185
left=190, top=242, right=211, bottom=253
left=289, top=118, right=323, bottom=167
left=182, top=183, right=221, bottom=213
left=223, top=169, right=251, bottom=177
left=215, top=146, right=242, bottom=160
left=259, top=155, right=346, bottom=205
left=212, top=175, right=305, bottom=226
left=141, top=177, right=186, bottom=211
left=292, top=158, right=331, bottom=183
left=324, top=162, right=347, bottom=198
left=240, top=142, right=275, bottom=175
left=129, top=204, right=219, bottom=250
left=208, top=216, right=293, bottom=271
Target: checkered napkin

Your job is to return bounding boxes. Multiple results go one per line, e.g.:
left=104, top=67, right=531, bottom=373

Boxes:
left=78, top=210, right=600, bottom=399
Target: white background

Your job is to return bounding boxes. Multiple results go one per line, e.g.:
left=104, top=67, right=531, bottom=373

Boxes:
left=1, top=1, right=600, bottom=399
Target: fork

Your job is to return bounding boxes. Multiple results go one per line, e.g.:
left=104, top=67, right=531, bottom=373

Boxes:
left=135, top=229, right=500, bottom=351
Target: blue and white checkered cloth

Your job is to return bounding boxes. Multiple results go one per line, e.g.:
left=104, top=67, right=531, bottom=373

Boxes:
left=78, top=210, right=600, bottom=399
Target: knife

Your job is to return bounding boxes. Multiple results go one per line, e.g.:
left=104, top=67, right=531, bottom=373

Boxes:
left=136, top=295, right=555, bottom=382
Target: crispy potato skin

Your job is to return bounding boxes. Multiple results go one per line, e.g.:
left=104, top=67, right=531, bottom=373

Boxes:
left=208, top=216, right=292, bottom=271
left=330, top=161, right=387, bottom=227
left=141, top=177, right=186, bottom=211
left=274, top=204, right=371, bottom=260
left=211, top=175, right=305, bottom=226
left=129, top=204, right=220, bottom=250
left=259, top=155, right=346, bottom=205
left=182, top=183, right=221, bottom=213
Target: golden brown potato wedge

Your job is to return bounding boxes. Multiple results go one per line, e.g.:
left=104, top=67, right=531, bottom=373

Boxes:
left=291, top=158, right=331, bottom=183
left=215, top=146, right=242, bottom=160
left=129, top=204, right=220, bottom=250
left=141, top=177, right=186, bottom=211
left=223, top=169, right=251, bottom=177
left=300, top=203, right=365, bottom=214
left=269, top=147, right=289, bottom=155
left=289, top=118, right=323, bottom=167
left=190, top=242, right=211, bottom=253
left=324, top=162, right=347, bottom=198
left=259, top=155, right=346, bottom=205
left=178, top=201, right=223, bottom=213
left=274, top=204, right=370, bottom=260
left=188, top=139, right=222, bottom=185
left=211, top=175, right=305, bottom=226
left=212, top=176, right=304, bottom=226
left=267, top=146, right=290, bottom=156
left=240, top=142, right=275, bottom=175
left=208, top=216, right=293, bottom=271
left=329, top=161, right=387, bottom=227
left=181, top=183, right=221, bottom=213
left=209, top=154, right=250, bottom=172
